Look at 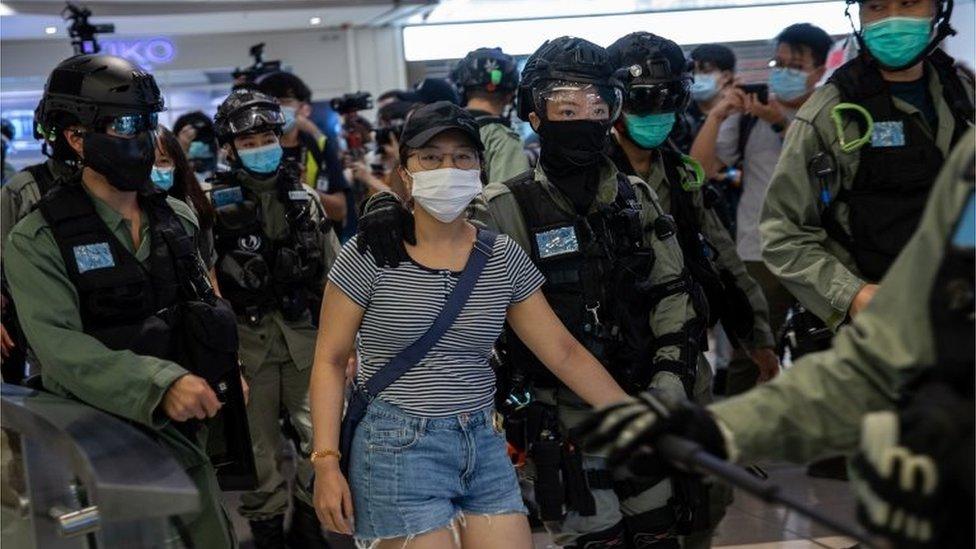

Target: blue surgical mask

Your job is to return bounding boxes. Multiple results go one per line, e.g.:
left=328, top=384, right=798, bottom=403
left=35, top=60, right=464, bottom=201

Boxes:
left=691, top=73, right=720, bottom=102
left=238, top=143, right=283, bottom=175
left=151, top=165, right=175, bottom=191
left=281, top=106, right=297, bottom=133
left=862, top=16, right=932, bottom=69
left=624, top=112, right=675, bottom=149
left=187, top=140, right=214, bottom=160
left=769, top=67, right=810, bottom=102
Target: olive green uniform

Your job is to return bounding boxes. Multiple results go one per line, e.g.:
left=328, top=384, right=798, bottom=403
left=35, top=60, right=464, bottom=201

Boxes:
left=760, top=63, right=974, bottom=330
left=630, top=150, right=775, bottom=351
left=225, top=173, right=340, bottom=520
left=0, top=159, right=75, bottom=243
left=475, top=160, right=714, bottom=546
left=714, top=127, right=975, bottom=464
left=479, top=122, right=531, bottom=184
left=4, top=187, right=235, bottom=548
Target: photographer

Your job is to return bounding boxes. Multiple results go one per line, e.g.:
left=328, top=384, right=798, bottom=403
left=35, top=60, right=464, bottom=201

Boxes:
left=256, top=71, right=350, bottom=225
left=691, top=23, right=832, bottom=395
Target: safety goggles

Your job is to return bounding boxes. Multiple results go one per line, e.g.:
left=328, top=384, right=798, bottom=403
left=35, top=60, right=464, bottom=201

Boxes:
left=225, top=107, right=286, bottom=136
left=535, top=81, right=623, bottom=122
left=623, top=80, right=691, bottom=116
left=103, top=112, right=159, bottom=137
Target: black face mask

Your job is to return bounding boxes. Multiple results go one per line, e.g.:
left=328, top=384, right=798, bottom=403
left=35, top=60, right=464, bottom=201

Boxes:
left=82, top=131, right=155, bottom=192
left=537, top=119, right=608, bottom=178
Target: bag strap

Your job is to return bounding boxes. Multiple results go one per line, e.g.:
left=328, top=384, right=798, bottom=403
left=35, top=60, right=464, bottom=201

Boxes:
left=363, top=229, right=499, bottom=397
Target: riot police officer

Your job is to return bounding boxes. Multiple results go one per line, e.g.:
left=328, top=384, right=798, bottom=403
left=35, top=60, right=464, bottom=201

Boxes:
left=3, top=53, right=237, bottom=547
left=450, top=47, right=531, bottom=184
left=211, top=88, right=340, bottom=547
left=606, top=31, right=780, bottom=390
left=356, top=36, right=710, bottom=549
left=760, top=0, right=974, bottom=331
left=579, top=126, right=976, bottom=549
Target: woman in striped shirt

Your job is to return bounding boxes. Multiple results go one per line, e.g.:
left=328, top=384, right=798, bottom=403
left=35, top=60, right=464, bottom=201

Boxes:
left=310, top=101, right=628, bottom=549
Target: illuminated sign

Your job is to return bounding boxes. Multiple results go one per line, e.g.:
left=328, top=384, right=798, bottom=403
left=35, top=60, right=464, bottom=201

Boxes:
left=101, top=38, right=177, bottom=70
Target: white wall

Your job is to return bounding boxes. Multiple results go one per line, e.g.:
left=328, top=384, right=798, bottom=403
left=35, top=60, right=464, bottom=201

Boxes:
left=944, top=0, right=975, bottom=71
left=0, top=26, right=407, bottom=100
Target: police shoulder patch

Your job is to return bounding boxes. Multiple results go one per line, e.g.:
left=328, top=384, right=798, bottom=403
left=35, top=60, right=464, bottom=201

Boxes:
left=73, top=242, right=115, bottom=273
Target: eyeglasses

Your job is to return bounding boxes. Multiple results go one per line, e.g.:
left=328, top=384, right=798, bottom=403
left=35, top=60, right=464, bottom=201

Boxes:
left=410, top=147, right=479, bottom=170
left=106, top=113, right=159, bottom=136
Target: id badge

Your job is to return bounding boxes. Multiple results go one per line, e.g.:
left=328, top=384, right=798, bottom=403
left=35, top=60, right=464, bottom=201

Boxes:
left=212, top=186, right=244, bottom=208
left=535, top=226, right=579, bottom=259
left=288, top=190, right=308, bottom=201
left=871, top=121, right=906, bottom=148
left=73, top=242, right=115, bottom=273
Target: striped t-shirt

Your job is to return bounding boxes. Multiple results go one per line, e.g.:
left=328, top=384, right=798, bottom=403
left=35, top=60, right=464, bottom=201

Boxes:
left=328, top=232, right=546, bottom=417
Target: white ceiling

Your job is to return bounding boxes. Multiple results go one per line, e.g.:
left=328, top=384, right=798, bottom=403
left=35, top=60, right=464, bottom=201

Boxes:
left=0, top=1, right=434, bottom=40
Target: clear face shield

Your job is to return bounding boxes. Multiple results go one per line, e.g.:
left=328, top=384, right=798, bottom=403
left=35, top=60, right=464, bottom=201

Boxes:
left=534, top=81, right=623, bottom=123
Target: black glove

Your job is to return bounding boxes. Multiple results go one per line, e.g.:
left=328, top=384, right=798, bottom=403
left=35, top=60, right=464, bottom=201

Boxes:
left=356, top=191, right=415, bottom=268
left=574, top=390, right=727, bottom=479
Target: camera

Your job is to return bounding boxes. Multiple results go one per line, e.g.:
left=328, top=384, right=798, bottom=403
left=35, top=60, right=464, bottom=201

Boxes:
left=330, top=92, right=373, bottom=114
left=232, top=43, right=282, bottom=83
left=375, top=125, right=403, bottom=147
left=63, top=2, right=115, bottom=55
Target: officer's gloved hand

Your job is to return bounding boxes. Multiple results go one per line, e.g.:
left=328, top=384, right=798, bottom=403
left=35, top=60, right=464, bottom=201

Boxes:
left=356, top=191, right=415, bottom=268
left=575, top=390, right=727, bottom=479
left=850, top=383, right=969, bottom=547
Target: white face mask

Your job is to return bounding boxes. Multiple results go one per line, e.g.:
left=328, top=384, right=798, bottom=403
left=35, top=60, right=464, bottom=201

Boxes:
left=408, top=167, right=482, bottom=223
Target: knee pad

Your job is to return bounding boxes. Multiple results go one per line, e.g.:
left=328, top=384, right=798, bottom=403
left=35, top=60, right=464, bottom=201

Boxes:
left=624, top=507, right=680, bottom=549
left=566, top=521, right=629, bottom=549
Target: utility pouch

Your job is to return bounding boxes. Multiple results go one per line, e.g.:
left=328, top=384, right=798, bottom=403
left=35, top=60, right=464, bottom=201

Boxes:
left=531, top=438, right=565, bottom=522
left=562, top=443, right=596, bottom=517
left=160, top=298, right=257, bottom=490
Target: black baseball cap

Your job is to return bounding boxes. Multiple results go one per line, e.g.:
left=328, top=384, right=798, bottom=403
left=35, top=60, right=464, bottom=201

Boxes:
left=399, top=101, right=484, bottom=151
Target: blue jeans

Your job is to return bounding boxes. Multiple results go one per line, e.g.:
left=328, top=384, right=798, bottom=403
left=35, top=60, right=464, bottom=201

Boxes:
left=349, top=398, right=526, bottom=543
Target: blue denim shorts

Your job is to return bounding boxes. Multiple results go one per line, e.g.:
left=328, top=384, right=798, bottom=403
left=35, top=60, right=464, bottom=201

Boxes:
left=348, top=398, right=526, bottom=542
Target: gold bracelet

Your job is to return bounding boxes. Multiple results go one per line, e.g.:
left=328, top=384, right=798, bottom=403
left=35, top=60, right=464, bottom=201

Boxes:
left=310, top=449, right=342, bottom=463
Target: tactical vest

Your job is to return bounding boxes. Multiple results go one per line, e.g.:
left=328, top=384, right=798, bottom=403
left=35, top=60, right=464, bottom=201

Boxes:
left=38, top=179, right=190, bottom=358
left=928, top=152, right=975, bottom=398
left=210, top=165, right=327, bottom=324
left=659, top=149, right=755, bottom=345
left=609, top=142, right=753, bottom=346
left=501, top=170, right=699, bottom=394
left=824, top=50, right=975, bottom=282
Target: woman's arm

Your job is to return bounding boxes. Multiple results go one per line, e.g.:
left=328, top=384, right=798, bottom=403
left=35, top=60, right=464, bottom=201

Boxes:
left=507, top=291, right=629, bottom=409
left=310, top=282, right=365, bottom=534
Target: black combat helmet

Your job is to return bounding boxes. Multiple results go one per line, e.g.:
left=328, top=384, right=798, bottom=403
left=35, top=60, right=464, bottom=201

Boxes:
left=845, top=0, right=956, bottom=71
left=213, top=88, right=285, bottom=146
left=34, top=54, right=165, bottom=160
left=608, top=32, right=692, bottom=116
left=451, top=47, right=520, bottom=104
left=516, top=36, right=623, bottom=121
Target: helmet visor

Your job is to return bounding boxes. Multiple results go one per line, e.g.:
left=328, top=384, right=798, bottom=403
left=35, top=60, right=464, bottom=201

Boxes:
left=226, top=107, right=285, bottom=136
left=534, top=81, right=622, bottom=122
left=100, top=112, right=159, bottom=137
left=623, top=80, right=691, bottom=116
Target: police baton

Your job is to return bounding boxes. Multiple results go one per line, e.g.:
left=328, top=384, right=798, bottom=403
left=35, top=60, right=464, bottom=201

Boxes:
left=656, top=434, right=879, bottom=548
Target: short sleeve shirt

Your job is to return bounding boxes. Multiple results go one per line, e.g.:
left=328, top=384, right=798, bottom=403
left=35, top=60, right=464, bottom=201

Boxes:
left=328, top=232, right=546, bottom=417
